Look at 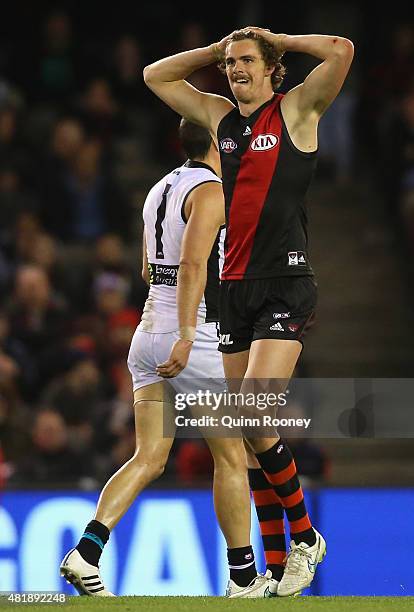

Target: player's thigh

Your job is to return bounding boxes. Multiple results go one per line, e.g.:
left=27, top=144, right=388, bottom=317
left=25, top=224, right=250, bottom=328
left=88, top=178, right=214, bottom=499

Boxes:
left=241, top=341, right=301, bottom=454
left=246, top=338, right=302, bottom=382
left=222, top=350, right=250, bottom=392
left=133, top=382, right=176, bottom=459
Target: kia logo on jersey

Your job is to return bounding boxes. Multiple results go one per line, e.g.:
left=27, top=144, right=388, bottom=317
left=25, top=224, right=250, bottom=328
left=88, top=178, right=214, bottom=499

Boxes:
left=250, top=133, right=279, bottom=152
left=220, top=138, right=237, bottom=153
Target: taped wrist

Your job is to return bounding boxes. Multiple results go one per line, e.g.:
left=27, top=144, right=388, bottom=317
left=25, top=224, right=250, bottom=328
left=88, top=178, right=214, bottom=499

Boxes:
left=179, top=326, right=196, bottom=342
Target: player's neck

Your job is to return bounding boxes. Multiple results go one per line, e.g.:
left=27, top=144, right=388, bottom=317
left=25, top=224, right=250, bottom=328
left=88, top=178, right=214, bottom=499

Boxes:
left=238, top=91, right=275, bottom=117
left=194, top=152, right=221, bottom=177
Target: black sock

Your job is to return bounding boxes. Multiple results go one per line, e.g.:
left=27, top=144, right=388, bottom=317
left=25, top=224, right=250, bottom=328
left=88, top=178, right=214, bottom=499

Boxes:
left=76, top=520, right=110, bottom=566
left=227, top=546, right=257, bottom=587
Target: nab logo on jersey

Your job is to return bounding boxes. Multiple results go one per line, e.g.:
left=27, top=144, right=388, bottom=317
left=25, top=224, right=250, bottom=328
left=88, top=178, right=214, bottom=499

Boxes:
left=220, top=138, right=237, bottom=153
left=250, top=133, right=279, bottom=152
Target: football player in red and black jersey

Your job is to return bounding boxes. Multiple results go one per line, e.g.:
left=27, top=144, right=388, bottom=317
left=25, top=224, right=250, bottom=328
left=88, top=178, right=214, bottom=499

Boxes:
left=145, top=27, right=353, bottom=596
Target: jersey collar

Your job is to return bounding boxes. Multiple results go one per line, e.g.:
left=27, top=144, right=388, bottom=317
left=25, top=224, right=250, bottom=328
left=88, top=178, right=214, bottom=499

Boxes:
left=184, top=160, right=218, bottom=176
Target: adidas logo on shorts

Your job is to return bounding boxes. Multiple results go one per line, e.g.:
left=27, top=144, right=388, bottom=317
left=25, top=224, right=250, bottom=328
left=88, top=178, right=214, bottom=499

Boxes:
left=269, top=322, right=284, bottom=331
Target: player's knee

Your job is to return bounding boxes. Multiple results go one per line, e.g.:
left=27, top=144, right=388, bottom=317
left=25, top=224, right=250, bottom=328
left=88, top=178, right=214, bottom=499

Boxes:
left=132, top=448, right=168, bottom=481
left=212, top=440, right=247, bottom=473
left=246, top=436, right=278, bottom=455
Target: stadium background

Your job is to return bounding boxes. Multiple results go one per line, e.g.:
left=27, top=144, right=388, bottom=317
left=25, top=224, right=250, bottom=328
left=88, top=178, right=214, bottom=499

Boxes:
left=0, top=0, right=413, bottom=597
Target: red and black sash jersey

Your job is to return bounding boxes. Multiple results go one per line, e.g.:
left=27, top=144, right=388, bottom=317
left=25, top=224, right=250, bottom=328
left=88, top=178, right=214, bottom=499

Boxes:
left=218, top=94, right=317, bottom=280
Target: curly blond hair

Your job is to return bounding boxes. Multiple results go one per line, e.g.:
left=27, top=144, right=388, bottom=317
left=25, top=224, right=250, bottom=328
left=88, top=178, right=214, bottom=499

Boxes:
left=218, top=30, right=286, bottom=91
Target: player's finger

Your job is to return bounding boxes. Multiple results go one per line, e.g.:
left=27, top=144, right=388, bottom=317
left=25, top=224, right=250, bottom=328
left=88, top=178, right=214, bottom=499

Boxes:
left=162, top=364, right=183, bottom=377
left=160, top=365, right=182, bottom=378
left=243, top=26, right=270, bottom=33
left=156, top=365, right=169, bottom=372
left=157, top=365, right=175, bottom=376
left=157, top=367, right=173, bottom=376
left=159, top=356, right=186, bottom=369
left=157, top=360, right=180, bottom=376
left=157, top=358, right=174, bottom=369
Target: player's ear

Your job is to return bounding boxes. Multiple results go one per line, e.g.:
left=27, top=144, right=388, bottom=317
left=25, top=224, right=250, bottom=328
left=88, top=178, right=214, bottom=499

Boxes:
left=265, top=64, right=275, bottom=78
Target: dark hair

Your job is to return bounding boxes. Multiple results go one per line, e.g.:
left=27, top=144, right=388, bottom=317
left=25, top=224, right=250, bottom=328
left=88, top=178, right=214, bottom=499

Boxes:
left=178, top=117, right=212, bottom=160
left=218, top=29, right=286, bottom=91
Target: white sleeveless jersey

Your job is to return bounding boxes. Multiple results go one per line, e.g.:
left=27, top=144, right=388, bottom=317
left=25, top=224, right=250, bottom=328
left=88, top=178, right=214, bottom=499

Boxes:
left=138, top=161, right=225, bottom=333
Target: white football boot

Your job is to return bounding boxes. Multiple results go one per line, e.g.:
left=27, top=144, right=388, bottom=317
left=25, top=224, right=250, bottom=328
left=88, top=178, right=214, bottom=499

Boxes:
left=60, top=548, right=115, bottom=596
left=277, top=528, right=326, bottom=597
left=226, top=569, right=279, bottom=598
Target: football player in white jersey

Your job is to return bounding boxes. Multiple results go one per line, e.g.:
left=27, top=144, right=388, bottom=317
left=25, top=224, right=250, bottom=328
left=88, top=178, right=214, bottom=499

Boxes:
left=60, top=120, right=276, bottom=598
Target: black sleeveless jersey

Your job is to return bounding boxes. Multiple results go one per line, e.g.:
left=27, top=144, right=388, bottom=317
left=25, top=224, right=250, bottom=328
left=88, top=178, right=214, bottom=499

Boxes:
left=217, top=94, right=317, bottom=280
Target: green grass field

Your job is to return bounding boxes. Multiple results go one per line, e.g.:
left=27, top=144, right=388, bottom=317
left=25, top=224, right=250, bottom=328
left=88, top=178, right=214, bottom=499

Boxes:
left=1, top=597, right=414, bottom=612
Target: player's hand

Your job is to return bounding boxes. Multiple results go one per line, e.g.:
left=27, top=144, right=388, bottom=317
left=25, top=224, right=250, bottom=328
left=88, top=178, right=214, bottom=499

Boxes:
left=241, top=26, right=270, bottom=34
left=213, top=28, right=266, bottom=60
left=215, top=30, right=239, bottom=55
left=239, top=27, right=286, bottom=55
left=156, top=339, right=193, bottom=378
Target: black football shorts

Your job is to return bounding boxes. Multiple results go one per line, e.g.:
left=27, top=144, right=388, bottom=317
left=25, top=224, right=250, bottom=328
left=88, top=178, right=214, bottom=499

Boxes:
left=218, top=276, right=317, bottom=354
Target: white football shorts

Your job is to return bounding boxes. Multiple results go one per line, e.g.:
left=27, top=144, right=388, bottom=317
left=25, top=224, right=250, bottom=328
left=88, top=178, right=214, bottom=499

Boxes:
left=127, top=322, right=226, bottom=395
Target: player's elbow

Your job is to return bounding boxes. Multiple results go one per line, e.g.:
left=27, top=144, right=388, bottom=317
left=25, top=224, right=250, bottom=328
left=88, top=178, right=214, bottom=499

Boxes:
left=332, top=37, right=354, bottom=61
left=179, top=259, right=205, bottom=272
left=143, top=64, right=156, bottom=85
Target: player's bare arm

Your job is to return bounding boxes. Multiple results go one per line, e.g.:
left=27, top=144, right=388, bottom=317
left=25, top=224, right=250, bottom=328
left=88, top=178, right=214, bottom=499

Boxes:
left=245, top=28, right=354, bottom=151
left=282, top=34, right=354, bottom=115
left=156, top=182, right=225, bottom=378
left=143, top=42, right=234, bottom=135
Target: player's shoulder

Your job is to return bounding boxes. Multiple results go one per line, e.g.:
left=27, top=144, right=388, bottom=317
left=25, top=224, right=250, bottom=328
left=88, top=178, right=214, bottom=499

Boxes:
left=189, top=179, right=224, bottom=208
left=201, top=93, right=235, bottom=130
left=185, top=179, right=224, bottom=225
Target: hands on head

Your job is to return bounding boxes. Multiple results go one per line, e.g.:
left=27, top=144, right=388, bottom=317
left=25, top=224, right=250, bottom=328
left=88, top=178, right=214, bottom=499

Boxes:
left=213, top=27, right=285, bottom=61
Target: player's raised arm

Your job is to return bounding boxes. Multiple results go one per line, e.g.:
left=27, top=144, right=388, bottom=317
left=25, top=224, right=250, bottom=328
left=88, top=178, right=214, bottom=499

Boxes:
left=283, top=34, right=354, bottom=118
left=156, top=181, right=225, bottom=378
left=143, top=39, right=235, bottom=134
left=254, top=30, right=354, bottom=121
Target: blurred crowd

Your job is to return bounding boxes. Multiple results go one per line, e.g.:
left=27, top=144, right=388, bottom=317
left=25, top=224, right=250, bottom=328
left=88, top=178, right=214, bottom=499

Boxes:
left=0, top=5, right=413, bottom=489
